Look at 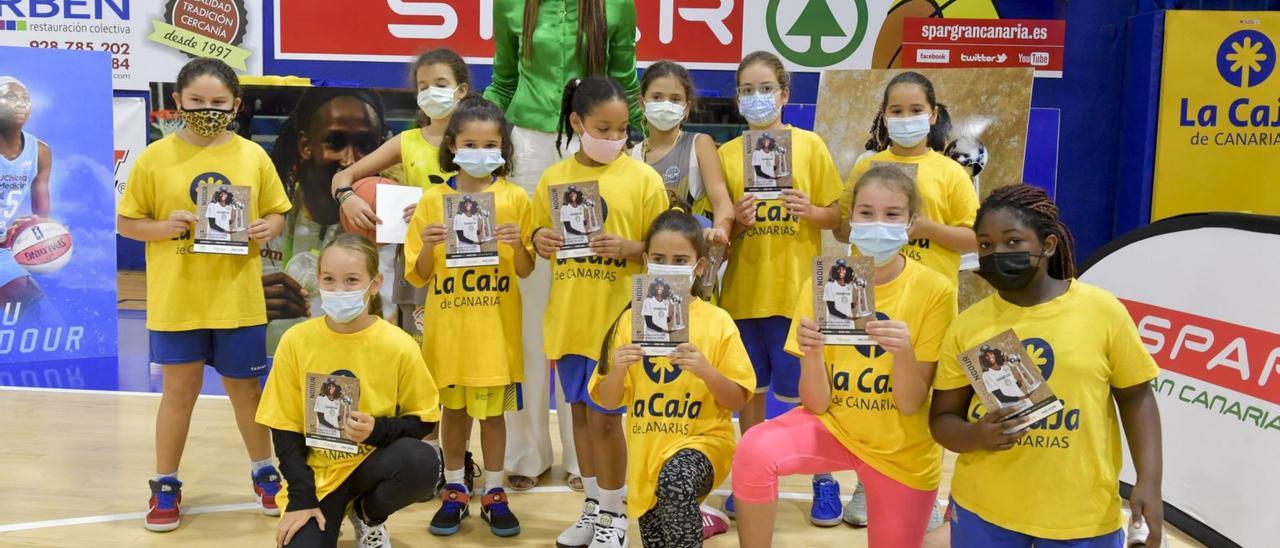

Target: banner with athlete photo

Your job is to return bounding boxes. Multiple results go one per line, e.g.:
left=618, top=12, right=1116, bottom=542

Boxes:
left=0, top=0, right=264, bottom=91
left=0, top=46, right=118, bottom=389
left=813, top=256, right=874, bottom=346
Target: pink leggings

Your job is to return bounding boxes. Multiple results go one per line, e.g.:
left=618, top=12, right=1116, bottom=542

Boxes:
left=732, top=408, right=938, bottom=548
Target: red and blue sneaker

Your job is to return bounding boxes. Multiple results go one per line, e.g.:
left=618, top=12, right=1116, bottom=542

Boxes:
left=253, top=466, right=283, bottom=516
left=145, top=477, right=183, bottom=532
left=481, top=488, right=521, bottom=537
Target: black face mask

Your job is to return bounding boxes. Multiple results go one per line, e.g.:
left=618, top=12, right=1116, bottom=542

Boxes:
left=977, top=251, right=1044, bottom=291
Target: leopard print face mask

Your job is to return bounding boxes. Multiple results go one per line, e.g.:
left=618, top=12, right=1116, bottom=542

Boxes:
left=180, top=108, right=234, bottom=137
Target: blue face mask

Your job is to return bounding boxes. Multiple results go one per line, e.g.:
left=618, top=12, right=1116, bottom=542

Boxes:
left=453, top=148, right=505, bottom=178
left=320, top=283, right=371, bottom=324
left=886, top=113, right=932, bottom=148
left=739, top=92, right=780, bottom=126
left=850, top=222, right=910, bottom=265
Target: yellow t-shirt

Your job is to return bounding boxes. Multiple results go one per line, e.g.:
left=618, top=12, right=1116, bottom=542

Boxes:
left=400, top=128, right=454, bottom=187
left=839, top=150, right=978, bottom=287
left=534, top=155, right=668, bottom=360
left=719, top=127, right=842, bottom=320
left=403, top=178, right=532, bottom=387
left=589, top=298, right=756, bottom=518
left=932, top=281, right=1159, bottom=539
left=117, top=134, right=291, bottom=331
left=256, top=317, right=441, bottom=507
left=784, top=260, right=955, bottom=490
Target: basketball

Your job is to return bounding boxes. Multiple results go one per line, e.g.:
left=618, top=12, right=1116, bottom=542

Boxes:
left=339, top=176, right=394, bottom=242
left=10, top=218, right=74, bottom=274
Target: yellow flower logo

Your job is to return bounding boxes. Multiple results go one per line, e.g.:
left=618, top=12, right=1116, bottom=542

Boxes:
left=1217, top=30, right=1275, bottom=88
left=1227, top=36, right=1268, bottom=87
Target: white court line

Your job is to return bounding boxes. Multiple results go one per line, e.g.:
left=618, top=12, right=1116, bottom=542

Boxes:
left=0, top=385, right=230, bottom=400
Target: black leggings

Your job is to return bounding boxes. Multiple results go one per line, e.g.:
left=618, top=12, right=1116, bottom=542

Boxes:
left=638, top=448, right=714, bottom=548
left=285, top=438, right=439, bottom=548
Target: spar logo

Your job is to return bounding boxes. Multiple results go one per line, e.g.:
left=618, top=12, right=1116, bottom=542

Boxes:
left=1216, top=29, right=1276, bottom=88
left=766, top=0, right=867, bottom=67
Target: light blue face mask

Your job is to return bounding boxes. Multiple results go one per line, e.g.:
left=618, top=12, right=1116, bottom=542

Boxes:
left=886, top=113, right=932, bottom=148
left=453, top=148, right=505, bottom=178
left=850, top=222, right=910, bottom=265
left=739, top=92, right=780, bottom=126
left=320, top=283, right=371, bottom=324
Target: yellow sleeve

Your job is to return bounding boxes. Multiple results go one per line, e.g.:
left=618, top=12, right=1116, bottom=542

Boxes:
left=837, top=158, right=872, bottom=222
left=516, top=189, right=535, bottom=260
left=784, top=281, right=815, bottom=358
left=117, top=149, right=154, bottom=220
left=255, top=330, right=305, bottom=432
left=807, top=134, right=842, bottom=207
left=403, top=190, right=434, bottom=287
left=257, top=148, right=292, bottom=217
left=717, top=143, right=741, bottom=201
left=640, top=166, right=670, bottom=233
left=715, top=312, right=758, bottom=397
left=932, top=320, right=971, bottom=390
left=1103, top=293, right=1160, bottom=388
left=944, top=161, right=979, bottom=229
left=397, top=338, right=442, bottom=421
left=914, top=282, right=957, bottom=363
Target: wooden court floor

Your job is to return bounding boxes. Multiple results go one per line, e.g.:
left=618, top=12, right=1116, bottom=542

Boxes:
left=0, top=388, right=1203, bottom=547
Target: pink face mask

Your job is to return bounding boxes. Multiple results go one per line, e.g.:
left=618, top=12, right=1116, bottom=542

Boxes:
left=579, top=127, right=626, bottom=164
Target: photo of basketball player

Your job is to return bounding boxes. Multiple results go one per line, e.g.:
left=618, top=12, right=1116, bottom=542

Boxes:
left=642, top=278, right=676, bottom=342
left=822, top=260, right=856, bottom=330
left=978, top=345, right=1029, bottom=408
left=751, top=133, right=779, bottom=180
left=0, top=76, right=52, bottom=310
left=312, top=377, right=349, bottom=439
left=559, top=186, right=591, bottom=247
left=205, top=188, right=237, bottom=242
left=452, top=196, right=482, bottom=254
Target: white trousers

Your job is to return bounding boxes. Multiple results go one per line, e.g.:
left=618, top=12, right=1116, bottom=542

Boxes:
left=504, top=125, right=580, bottom=478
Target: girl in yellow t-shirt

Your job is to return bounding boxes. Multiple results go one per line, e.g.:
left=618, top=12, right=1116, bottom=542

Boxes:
left=732, top=166, right=956, bottom=547
left=117, top=58, right=291, bottom=532
left=929, top=185, right=1163, bottom=547
left=717, top=50, right=843, bottom=520
left=256, top=234, right=441, bottom=548
left=836, top=71, right=979, bottom=290
left=332, top=47, right=469, bottom=229
left=403, top=97, right=533, bottom=538
left=531, top=75, right=668, bottom=548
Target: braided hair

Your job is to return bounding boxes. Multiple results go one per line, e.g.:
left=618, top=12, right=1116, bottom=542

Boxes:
left=976, top=185, right=1077, bottom=280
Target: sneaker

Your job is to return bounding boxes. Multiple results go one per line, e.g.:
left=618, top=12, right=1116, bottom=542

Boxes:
left=428, top=484, right=470, bottom=536
left=481, top=488, right=521, bottom=537
left=842, top=482, right=867, bottom=527
left=810, top=476, right=842, bottom=527
left=723, top=492, right=735, bottom=519
left=589, top=510, right=630, bottom=548
left=144, top=478, right=183, bottom=532
left=556, top=498, right=599, bottom=548
left=927, top=502, right=945, bottom=532
left=252, top=466, right=282, bottom=516
left=700, top=503, right=729, bottom=540
left=349, top=505, right=392, bottom=548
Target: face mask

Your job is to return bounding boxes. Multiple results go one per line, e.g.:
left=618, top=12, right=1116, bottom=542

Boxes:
left=977, top=252, right=1043, bottom=292
left=644, top=101, right=685, bottom=132
left=417, top=86, right=458, bottom=119
left=739, top=92, right=780, bottom=126
left=320, top=283, right=372, bottom=324
left=850, top=222, right=909, bottom=266
left=579, top=127, right=626, bottom=164
left=647, top=262, right=696, bottom=285
left=180, top=108, right=235, bottom=138
left=886, top=113, right=932, bottom=148
left=453, top=148, right=505, bottom=178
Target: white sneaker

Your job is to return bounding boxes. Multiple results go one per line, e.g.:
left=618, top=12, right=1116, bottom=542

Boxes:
left=348, top=509, right=392, bottom=548
left=556, top=498, right=599, bottom=548
left=589, top=511, right=629, bottom=548
left=842, top=482, right=867, bottom=526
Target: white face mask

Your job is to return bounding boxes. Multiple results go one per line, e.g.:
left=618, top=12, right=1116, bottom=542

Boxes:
left=647, top=262, right=697, bottom=285
left=886, top=113, right=932, bottom=148
left=644, top=101, right=686, bottom=132
left=417, top=86, right=458, bottom=119
left=453, top=148, right=505, bottom=178
left=320, top=283, right=372, bottom=324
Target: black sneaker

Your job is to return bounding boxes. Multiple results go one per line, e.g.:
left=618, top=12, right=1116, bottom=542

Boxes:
left=428, top=484, right=470, bottom=536
left=481, top=487, right=521, bottom=537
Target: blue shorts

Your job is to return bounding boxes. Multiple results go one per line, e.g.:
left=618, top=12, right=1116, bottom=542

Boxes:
left=149, top=325, right=269, bottom=379
left=948, top=499, right=1124, bottom=548
left=556, top=354, right=625, bottom=415
left=736, top=317, right=800, bottom=402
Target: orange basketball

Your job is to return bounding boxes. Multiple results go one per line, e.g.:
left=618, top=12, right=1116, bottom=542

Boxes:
left=338, top=176, right=395, bottom=242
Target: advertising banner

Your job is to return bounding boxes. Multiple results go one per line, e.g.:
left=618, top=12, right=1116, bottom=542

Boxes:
left=1152, top=11, right=1280, bottom=221
left=0, top=46, right=118, bottom=389
left=112, top=97, right=147, bottom=211
left=900, top=17, right=1066, bottom=77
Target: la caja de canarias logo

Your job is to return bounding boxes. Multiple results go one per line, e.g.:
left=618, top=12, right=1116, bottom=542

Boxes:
left=1180, top=27, right=1280, bottom=146
left=1217, top=30, right=1276, bottom=88
left=853, top=311, right=891, bottom=359
left=643, top=356, right=681, bottom=385
left=633, top=355, right=703, bottom=423
left=970, top=336, right=1081, bottom=448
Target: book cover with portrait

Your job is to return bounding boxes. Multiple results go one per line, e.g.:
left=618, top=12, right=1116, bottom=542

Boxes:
left=443, top=191, right=499, bottom=268
left=813, top=256, right=875, bottom=346
left=958, top=329, right=1063, bottom=433
left=193, top=184, right=251, bottom=255
left=549, top=181, right=603, bottom=259
left=742, top=129, right=793, bottom=200
left=631, top=274, right=691, bottom=356
left=304, top=372, right=361, bottom=454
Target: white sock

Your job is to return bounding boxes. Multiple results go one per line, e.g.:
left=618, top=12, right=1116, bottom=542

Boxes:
left=599, top=487, right=625, bottom=516
left=583, top=476, right=600, bottom=501
left=251, top=458, right=275, bottom=475
left=484, top=469, right=504, bottom=493
left=444, top=468, right=465, bottom=488
left=154, top=472, right=179, bottom=482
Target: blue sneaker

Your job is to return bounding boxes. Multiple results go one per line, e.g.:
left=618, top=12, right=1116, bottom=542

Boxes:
left=723, top=492, right=735, bottom=519
left=429, top=484, right=470, bottom=536
left=481, top=488, right=521, bottom=537
left=144, top=477, right=183, bottom=532
left=252, top=466, right=283, bottom=516
left=810, top=476, right=842, bottom=527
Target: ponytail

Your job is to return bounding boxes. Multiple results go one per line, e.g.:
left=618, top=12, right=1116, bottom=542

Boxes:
left=928, top=103, right=952, bottom=152
left=976, top=184, right=1077, bottom=279
left=555, top=75, right=629, bottom=155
